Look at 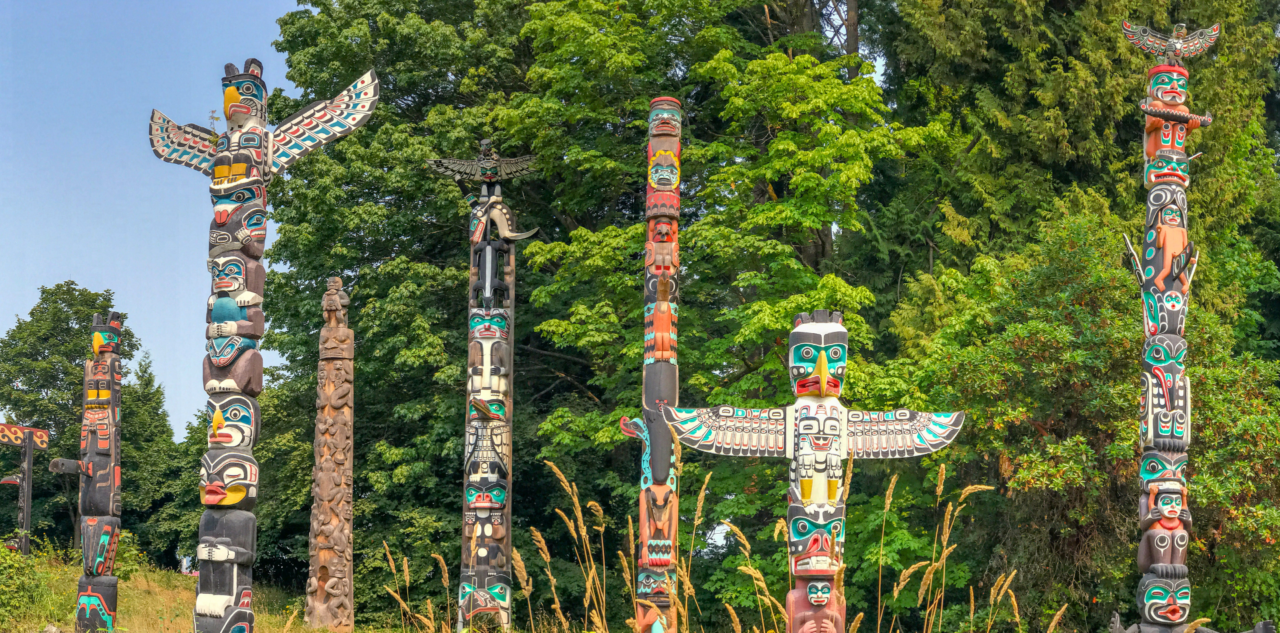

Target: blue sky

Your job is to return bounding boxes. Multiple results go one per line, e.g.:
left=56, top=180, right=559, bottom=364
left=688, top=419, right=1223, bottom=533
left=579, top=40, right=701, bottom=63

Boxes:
left=0, top=1, right=305, bottom=435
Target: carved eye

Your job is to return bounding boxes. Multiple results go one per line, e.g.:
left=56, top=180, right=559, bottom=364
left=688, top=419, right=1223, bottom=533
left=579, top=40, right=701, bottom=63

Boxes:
left=828, top=347, right=842, bottom=359
left=232, top=190, right=250, bottom=202
left=240, top=83, right=255, bottom=96
left=801, top=347, right=814, bottom=359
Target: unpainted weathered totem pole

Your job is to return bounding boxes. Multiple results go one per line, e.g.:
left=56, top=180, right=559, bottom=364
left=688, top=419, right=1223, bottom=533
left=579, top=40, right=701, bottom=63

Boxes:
left=618, top=97, right=684, bottom=633
left=1, top=421, right=50, bottom=555
left=657, top=311, right=965, bottom=633
left=149, top=58, right=379, bottom=633
left=47, top=312, right=124, bottom=632
left=429, top=140, right=538, bottom=631
left=1115, top=20, right=1274, bottom=633
left=306, top=277, right=356, bottom=630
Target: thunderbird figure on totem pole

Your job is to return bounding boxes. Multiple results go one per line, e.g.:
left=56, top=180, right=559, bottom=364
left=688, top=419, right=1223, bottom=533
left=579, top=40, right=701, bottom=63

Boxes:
left=148, top=58, right=379, bottom=633
left=429, top=140, right=538, bottom=632
left=655, top=310, right=964, bottom=633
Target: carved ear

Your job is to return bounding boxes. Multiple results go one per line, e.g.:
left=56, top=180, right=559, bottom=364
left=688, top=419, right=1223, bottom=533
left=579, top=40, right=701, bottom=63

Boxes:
left=224, top=63, right=240, bottom=77
left=243, top=58, right=263, bottom=78
left=93, top=314, right=104, bottom=327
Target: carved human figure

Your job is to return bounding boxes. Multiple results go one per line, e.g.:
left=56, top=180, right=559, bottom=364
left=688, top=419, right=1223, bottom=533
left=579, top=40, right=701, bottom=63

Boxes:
left=785, top=579, right=844, bottom=633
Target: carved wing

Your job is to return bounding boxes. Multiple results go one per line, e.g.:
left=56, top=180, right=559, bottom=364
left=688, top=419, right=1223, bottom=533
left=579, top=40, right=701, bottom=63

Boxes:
left=1179, top=24, right=1221, bottom=59
left=662, top=406, right=787, bottom=457
left=497, top=155, right=537, bottom=180
left=148, top=110, right=216, bottom=176
left=1122, top=21, right=1171, bottom=57
left=428, top=158, right=483, bottom=181
left=271, top=70, right=380, bottom=174
left=846, top=409, right=964, bottom=459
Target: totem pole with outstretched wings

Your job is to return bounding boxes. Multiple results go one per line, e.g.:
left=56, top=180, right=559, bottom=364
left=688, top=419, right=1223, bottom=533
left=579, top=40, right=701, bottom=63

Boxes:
left=149, top=58, right=378, bottom=633
left=656, top=311, right=965, bottom=633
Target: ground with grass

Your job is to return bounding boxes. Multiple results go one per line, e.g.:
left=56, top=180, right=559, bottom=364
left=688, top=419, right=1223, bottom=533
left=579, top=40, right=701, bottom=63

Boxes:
left=0, top=544, right=316, bottom=633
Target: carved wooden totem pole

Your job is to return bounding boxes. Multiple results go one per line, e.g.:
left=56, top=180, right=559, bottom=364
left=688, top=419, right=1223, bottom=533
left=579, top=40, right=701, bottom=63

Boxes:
left=657, top=310, right=965, bottom=633
left=1114, top=20, right=1274, bottom=633
left=618, top=97, right=684, bottom=633
left=148, top=58, right=379, bottom=633
left=429, top=140, right=538, bottom=631
left=306, top=277, right=356, bottom=630
left=47, top=312, right=124, bottom=632
left=1, top=421, right=50, bottom=555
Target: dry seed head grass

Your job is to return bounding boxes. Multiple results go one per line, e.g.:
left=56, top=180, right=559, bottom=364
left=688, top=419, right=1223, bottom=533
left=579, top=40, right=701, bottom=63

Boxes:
left=556, top=508, right=578, bottom=542
left=1045, top=603, right=1068, bottom=633
left=725, top=603, right=743, bottom=633
left=723, top=520, right=751, bottom=557
left=885, top=474, right=899, bottom=512
left=892, top=561, right=929, bottom=599
left=678, top=562, right=696, bottom=598
left=773, top=518, right=785, bottom=541
left=588, top=500, right=604, bottom=525
left=935, top=464, right=946, bottom=502
left=545, top=460, right=573, bottom=496
left=384, top=541, right=397, bottom=576
left=432, top=552, right=450, bottom=589
left=618, top=550, right=634, bottom=597
left=512, top=548, right=532, bottom=594
left=1186, top=618, right=1212, bottom=633
left=693, top=472, right=713, bottom=530
left=958, top=485, right=995, bottom=504
left=531, top=527, right=552, bottom=564
left=849, top=612, right=864, bottom=633
left=1009, top=592, right=1021, bottom=627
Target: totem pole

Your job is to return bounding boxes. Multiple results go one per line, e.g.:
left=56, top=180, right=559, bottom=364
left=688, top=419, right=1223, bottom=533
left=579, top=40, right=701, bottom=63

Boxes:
left=618, top=97, right=684, bottom=633
left=1, top=421, right=50, bottom=555
left=306, top=277, right=356, bottom=631
left=429, top=140, right=538, bottom=631
left=1114, top=20, right=1274, bottom=633
left=47, top=312, right=124, bottom=632
left=655, top=310, right=965, bottom=633
left=148, top=59, right=379, bottom=633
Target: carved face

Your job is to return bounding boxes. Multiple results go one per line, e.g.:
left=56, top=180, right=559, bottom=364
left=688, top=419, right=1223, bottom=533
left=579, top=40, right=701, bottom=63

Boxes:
left=795, top=410, right=843, bottom=491
left=465, top=480, right=508, bottom=510
left=206, top=393, right=260, bottom=449
left=1143, top=334, right=1187, bottom=402
left=209, top=256, right=250, bottom=294
left=637, top=571, right=670, bottom=598
left=222, top=62, right=267, bottom=125
left=788, top=498, right=845, bottom=576
left=807, top=581, right=832, bottom=606
left=91, top=313, right=122, bottom=355
left=469, top=309, right=510, bottom=339
left=1148, top=184, right=1187, bottom=230
left=648, top=99, right=682, bottom=137
left=1153, top=488, right=1183, bottom=519
left=1138, top=575, right=1191, bottom=624
left=199, top=449, right=259, bottom=509
left=1140, top=451, right=1187, bottom=487
left=789, top=322, right=848, bottom=398
left=1148, top=71, right=1188, bottom=104
left=210, top=207, right=267, bottom=261
left=206, top=336, right=256, bottom=368
left=649, top=149, right=680, bottom=190
left=1146, top=152, right=1189, bottom=187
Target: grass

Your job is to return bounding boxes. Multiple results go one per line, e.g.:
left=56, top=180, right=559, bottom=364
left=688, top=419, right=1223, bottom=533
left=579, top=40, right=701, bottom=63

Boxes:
left=1, top=544, right=332, bottom=633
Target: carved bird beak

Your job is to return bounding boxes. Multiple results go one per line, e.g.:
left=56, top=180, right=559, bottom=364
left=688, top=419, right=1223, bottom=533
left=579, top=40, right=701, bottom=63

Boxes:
left=223, top=86, right=241, bottom=119
left=816, top=351, right=831, bottom=397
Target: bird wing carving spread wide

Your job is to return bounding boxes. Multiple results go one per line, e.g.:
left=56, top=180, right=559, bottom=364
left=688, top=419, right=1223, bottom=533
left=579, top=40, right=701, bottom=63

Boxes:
left=1122, top=21, right=1172, bottom=56
left=148, top=110, right=216, bottom=176
left=270, top=69, right=380, bottom=174
left=498, top=155, right=538, bottom=180
left=427, top=158, right=485, bottom=181
left=845, top=409, right=965, bottom=459
left=1181, top=24, right=1222, bottom=59
left=663, top=406, right=787, bottom=457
